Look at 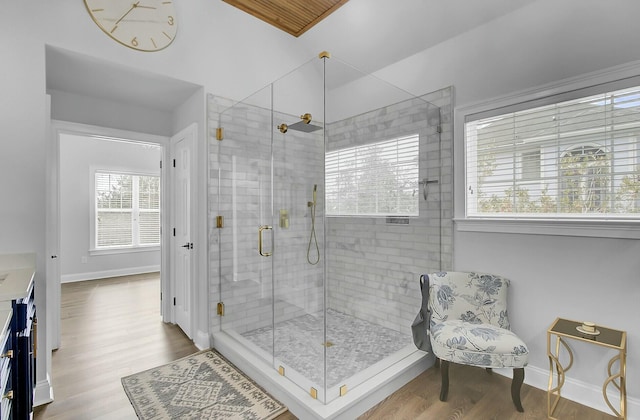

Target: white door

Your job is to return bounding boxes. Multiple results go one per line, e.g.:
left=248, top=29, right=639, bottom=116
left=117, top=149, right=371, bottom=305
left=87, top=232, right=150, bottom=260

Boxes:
left=171, top=126, right=195, bottom=338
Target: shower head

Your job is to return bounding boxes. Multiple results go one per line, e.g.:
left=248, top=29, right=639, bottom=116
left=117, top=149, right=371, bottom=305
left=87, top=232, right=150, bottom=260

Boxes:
left=288, top=120, right=323, bottom=133
left=278, top=113, right=323, bottom=133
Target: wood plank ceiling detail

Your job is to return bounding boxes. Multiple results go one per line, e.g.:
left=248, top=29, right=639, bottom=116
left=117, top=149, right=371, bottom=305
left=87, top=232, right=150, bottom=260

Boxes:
left=223, top=0, right=350, bottom=37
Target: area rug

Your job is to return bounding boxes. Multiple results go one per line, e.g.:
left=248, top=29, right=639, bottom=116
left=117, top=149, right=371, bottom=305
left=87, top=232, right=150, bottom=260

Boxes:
left=122, top=349, right=287, bottom=419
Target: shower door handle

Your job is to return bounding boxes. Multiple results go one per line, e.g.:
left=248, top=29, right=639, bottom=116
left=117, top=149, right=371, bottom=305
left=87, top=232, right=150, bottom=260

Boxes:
left=258, top=225, right=273, bottom=257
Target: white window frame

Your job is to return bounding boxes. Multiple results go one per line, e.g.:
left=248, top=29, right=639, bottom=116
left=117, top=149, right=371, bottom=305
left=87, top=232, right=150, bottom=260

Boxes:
left=90, top=168, right=161, bottom=254
left=454, top=62, right=640, bottom=239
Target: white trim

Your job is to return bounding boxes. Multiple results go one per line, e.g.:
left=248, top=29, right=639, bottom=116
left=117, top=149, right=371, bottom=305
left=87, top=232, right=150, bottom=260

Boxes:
left=455, top=218, right=640, bottom=239
left=454, top=59, right=640, bottom=238
left=34, top=375, right=54, bottom=407
left=193, top=329, right=210, bottom=351
left=88, top=245, right=160, bottom=255
left=212, top=331, right=433, bottom=420
left=60, top=265, right=160, bottom=283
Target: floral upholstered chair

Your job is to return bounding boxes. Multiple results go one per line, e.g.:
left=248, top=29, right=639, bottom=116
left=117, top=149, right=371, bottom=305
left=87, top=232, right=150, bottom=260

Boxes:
left=427, top=271, right=529, bottom=412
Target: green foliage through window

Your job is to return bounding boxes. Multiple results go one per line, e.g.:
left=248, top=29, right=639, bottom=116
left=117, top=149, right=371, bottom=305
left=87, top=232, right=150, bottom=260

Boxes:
left=326, top=135, right=419, bottom=216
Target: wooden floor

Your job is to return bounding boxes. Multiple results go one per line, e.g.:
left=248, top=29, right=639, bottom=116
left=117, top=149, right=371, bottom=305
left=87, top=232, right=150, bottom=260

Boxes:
left=34, top=273, right=199, bottom=420
left=357, top=363, right=616, bottom=420
left=34, top=273, right=614, bottom=420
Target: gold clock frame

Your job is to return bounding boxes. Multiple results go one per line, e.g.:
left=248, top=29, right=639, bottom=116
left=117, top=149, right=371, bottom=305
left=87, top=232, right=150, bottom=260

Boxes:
left=83, top=0, right=178, bottom=52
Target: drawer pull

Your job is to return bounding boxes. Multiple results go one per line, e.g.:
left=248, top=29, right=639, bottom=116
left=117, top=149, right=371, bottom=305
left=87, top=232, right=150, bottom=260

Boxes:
left=1, top=350, right=12, bottom=359
left=2, top=390, right=12, bottom=400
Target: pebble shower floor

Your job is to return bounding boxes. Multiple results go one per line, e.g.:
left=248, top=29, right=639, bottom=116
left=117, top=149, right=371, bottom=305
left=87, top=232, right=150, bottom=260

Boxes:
left=241, top=309, right=411, bottom=388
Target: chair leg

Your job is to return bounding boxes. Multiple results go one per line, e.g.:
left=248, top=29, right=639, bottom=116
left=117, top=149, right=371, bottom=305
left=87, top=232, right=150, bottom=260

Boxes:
left=439, top=359, right=450, bottom=401
left=511, top=367, right=525, bottom=412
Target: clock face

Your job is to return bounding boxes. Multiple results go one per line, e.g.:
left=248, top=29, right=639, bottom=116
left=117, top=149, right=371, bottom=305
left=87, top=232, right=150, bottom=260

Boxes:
left=84, top=0, right=177, bottom=52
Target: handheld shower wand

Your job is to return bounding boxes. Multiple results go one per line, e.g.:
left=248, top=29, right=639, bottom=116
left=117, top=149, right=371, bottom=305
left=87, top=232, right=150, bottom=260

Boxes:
left=309, top=184, right=317, bottom=206
left=307, top=184, right=320, bottom=265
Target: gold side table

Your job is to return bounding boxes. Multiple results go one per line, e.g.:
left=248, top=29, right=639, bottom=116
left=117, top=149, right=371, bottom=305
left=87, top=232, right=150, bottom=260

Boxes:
left=547, top=317, right=627, bottom=419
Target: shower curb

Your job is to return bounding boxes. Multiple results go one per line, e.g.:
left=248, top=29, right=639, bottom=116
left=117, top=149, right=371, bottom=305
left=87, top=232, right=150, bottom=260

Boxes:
left=213, top=331, right=435, bottom=420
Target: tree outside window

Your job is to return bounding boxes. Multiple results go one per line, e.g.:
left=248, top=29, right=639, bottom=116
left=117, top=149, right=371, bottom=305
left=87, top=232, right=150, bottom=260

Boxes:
left=326, top=135, right=419, bottom=216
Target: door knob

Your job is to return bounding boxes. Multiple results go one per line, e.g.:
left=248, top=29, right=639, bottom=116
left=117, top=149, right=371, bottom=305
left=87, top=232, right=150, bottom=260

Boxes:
left=181, top=243, right=193, bottom=249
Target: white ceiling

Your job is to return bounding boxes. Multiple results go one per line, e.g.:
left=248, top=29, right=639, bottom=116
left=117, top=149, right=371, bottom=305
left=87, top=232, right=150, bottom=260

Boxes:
left=46, top=0, right=537, bottom=112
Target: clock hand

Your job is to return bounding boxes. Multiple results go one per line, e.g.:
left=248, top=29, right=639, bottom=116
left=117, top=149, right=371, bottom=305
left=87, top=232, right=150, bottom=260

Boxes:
left=113, top=1, right=140, bottom=29
left=136, top=5, right=157, bottom=9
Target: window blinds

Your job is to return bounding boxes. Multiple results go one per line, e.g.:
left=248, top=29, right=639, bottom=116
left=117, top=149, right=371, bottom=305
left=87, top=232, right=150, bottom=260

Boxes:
left=466, top=85, right=640, bottom=218
left=326, top=134, right=419, bottom=216
left=95, top=172, right=160, bottom=248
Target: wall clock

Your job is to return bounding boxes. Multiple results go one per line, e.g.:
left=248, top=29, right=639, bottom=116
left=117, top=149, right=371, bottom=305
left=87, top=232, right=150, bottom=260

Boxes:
left=84, top=0, right=177, bottom=52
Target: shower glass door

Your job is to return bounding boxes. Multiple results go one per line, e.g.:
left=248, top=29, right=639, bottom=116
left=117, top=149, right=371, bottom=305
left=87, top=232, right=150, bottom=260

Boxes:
left=217, top=84, right=277, bottom=364
left=217, top=57, right=329, bottom=401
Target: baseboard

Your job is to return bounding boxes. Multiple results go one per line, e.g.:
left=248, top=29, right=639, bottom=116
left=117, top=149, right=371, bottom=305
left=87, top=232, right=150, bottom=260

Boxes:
left=495, top=364, right=639, bottom=419
left=34, top=375, right=53, bottom=407
left=194, top=329, right=210, bottom=350
left=60, top=265, right=160, bottom=283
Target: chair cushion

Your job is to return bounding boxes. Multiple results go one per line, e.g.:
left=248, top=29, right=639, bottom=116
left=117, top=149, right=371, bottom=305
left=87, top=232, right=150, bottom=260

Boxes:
left=430, top=320, right=529, bottom=369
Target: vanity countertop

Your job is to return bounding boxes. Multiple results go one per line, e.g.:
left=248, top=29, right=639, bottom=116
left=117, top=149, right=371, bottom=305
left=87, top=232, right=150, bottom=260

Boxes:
left=0, top=253, right=36, bottom=304
left=0, top=309, right=11, bottom=336
left=0, top=268, right=35, bottom=303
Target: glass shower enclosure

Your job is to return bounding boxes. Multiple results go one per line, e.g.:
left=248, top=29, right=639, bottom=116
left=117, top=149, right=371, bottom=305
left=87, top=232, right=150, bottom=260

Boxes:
left=210, top=52, right=442, bottom=407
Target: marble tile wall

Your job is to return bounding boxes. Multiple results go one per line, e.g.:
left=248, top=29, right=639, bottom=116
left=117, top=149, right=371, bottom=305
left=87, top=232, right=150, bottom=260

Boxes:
left=325, top=88, right=453, bottom=335
left=208, top=95, right=325, bottom=335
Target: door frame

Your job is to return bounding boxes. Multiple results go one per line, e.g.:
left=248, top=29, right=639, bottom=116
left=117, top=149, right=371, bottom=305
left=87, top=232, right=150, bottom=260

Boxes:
left=48, top=120, right=170, bottom=346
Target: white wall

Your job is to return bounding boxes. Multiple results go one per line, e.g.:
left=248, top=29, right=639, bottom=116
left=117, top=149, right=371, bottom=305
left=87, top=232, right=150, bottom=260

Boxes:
left=59, top=133, right=161, bottom=282
left=377, top=0, right=640, bottom=108
left=3, top=0, right=640, bottom=415
left=50, top=89, right=173, bottom=137
left=374, top=0, right=640, bottom=414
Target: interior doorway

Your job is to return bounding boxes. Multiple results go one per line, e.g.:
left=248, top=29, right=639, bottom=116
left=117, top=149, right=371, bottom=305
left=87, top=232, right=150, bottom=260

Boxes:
left=49, top=121, right=170, bottom=349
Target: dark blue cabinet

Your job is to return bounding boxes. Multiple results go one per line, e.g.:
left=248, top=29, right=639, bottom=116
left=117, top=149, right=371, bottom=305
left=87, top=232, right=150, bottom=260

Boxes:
left=0, top=310, right=12, bottom=420
left=10, top=276, right=35, bottom=420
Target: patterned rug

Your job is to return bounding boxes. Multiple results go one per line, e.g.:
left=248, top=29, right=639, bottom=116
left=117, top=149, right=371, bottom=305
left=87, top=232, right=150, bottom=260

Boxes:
left=122, top=349, right=287, bottom=419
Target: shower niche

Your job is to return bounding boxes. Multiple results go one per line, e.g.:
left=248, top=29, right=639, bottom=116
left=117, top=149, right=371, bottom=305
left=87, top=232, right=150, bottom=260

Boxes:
left=209, top=52, right=447, bottom=417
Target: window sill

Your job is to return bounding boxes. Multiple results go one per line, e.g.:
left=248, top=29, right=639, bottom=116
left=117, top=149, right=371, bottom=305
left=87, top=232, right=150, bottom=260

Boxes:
left=89, top=246, right=160, bottom=256
left=454, top=218, right=640, bottom=239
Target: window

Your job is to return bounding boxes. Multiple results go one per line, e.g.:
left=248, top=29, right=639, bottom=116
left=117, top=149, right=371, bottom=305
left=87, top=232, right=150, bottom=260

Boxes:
left=95, top=172, right=160, bottom=249
left=466, top=85, right=640, bottom=218
left=326, top=134, right=419, bottom=216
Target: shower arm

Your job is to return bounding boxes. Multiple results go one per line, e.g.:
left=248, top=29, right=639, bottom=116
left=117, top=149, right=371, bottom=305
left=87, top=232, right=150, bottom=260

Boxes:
left=418, top=179, right=439, bottom=201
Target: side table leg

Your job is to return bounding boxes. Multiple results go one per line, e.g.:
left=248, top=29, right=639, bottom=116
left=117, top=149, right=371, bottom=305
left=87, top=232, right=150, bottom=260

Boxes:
left=548, top=336, right=573, bottom=419
left=603, top=351, right=626, bottom=419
